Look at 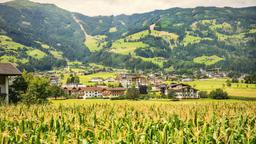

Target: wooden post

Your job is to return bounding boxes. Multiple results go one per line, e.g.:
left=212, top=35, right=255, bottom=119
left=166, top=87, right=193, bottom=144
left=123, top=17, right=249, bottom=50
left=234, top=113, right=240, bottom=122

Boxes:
left=5, top=76, right=9, bottom=104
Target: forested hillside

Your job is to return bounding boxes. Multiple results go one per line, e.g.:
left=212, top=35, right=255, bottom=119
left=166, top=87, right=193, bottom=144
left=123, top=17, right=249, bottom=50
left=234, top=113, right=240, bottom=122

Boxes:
left=0, top=0, right=89, bottom=71
left=0, top=0, right=255, bottom=73
left=76, top=7, right=256, bottom=73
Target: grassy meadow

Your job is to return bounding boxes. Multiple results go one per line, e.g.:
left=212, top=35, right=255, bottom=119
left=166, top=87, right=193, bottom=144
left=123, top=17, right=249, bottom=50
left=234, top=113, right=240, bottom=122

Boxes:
left=62, top=72, right=118, bottom=85
left=184, top=79, right=256, bottom=98
left=0, top=99, right=256, bottom=143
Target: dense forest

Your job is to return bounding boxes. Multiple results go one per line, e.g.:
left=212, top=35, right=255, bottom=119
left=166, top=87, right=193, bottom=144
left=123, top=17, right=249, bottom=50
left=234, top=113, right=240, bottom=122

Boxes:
left=0, top=0, right=256, bottom=73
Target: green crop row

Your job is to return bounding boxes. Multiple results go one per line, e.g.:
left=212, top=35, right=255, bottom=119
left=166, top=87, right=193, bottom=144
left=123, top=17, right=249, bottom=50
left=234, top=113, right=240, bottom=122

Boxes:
left=0, top=100, right=255, bottom=143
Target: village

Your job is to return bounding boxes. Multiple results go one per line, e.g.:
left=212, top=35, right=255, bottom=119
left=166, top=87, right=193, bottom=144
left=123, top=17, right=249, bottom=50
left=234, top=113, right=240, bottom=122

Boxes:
left=59, top=74, right=199, bottom=99
left=47, top=67, right=230, bottom=100
left=2, top=62, right=252, bottom=102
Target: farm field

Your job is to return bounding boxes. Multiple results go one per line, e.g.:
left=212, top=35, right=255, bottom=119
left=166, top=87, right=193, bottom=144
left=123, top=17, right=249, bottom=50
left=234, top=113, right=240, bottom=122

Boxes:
left=0, top=99, right=256, bottom=143
left=184, top=78, right=256, bottom=97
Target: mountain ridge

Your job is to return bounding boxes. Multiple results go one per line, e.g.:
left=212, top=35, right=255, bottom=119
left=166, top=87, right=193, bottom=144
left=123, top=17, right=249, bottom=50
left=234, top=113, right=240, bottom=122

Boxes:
left=0, top=0, right=255, bottom=73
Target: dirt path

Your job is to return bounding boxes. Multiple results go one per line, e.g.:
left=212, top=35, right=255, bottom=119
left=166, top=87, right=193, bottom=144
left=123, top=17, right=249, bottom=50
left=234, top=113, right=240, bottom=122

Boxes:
left=72, top=14, right=91, bottom=38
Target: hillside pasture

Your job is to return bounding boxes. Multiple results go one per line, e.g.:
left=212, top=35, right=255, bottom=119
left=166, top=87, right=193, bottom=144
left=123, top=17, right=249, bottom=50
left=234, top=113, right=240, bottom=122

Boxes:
left=110, top=39, right=149, bottom=55
left=0, top=35, right=30, bottom=50
left=26, top=49, right=47, bottom=59
left=193, top=55, right=224, bottom=66
left=84, top=35, right=107, bottom=52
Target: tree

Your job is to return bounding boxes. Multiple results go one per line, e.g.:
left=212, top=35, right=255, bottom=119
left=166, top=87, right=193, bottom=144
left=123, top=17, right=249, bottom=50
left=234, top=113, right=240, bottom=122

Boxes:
left=49, top=85, right=64, bottom=99
left=66, top=74, right=80, bottom=84
left=244, top=74, right=256, bottom=84
left=22, top=77, right=51, bottom=104
left=209, top=89, right=229, bottom=99
left=9, top=71, right=32, bottom=103
left=226, top=79, right=232, bottom=87
left=231, top=77, right=239, bottom=83
left=10, top=71, right=54, bottom=104
left=126, top=85, right=140, bottom=100
left=139, top=85, right=148, bottom=94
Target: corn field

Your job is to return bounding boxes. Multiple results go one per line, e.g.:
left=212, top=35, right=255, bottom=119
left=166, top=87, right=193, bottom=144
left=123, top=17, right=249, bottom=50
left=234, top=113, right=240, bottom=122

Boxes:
left=0, top=100, right=256, bottom=143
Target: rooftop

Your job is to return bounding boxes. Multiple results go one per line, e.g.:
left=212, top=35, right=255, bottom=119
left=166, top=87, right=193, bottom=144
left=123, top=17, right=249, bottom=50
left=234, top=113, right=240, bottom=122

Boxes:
left=0, top=63, right=22, bottom=76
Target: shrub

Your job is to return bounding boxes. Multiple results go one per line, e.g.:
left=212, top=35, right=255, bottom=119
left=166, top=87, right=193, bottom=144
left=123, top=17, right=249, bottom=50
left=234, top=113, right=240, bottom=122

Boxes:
left=126, top=85, right=140, bottom=100
left=198, top=91, right=208, bottom=98
left=167, top=89, right=176, bottom=99
left=209, top=89, right=229, bottom=99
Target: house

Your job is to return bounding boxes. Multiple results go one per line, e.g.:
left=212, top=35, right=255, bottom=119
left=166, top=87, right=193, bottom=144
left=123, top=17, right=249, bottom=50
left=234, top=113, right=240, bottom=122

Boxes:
left=0, top=63, right=22, bottom=104
left=80, top=87, right=104, bottom=98
left=49, top=76, right=59, bottom=85
left=147, top=75, right=164, bottom=85
left=62, top=85, right=86, bottom=97
left=102, top=88, right=126, bottom=98
left=104, top=77, right=116, bottom=83
left=89, top=77, right=104, bottom=83
left=117, top=74, right=148, bottom=88
left=181, top=78, right=193, bottom=82
left=159, top=84, right=168, bottom=95
left=169, top=83, right=199, bottom=99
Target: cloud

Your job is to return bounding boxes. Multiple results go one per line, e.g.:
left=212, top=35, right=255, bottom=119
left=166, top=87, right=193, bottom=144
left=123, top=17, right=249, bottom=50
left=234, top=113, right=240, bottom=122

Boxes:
left=1, top=0, right=256, bottom=16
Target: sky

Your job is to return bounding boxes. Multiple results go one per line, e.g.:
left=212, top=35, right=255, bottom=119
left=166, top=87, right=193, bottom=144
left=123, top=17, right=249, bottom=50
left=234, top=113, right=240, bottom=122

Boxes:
left=0, top=0, right=256, bottom=16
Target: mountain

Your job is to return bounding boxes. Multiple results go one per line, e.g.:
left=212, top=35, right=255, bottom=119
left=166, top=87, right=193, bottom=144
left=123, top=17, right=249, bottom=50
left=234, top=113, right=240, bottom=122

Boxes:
left=0, top=0, right=89, bottom=71
left=0, top=0, right=256, bottom=73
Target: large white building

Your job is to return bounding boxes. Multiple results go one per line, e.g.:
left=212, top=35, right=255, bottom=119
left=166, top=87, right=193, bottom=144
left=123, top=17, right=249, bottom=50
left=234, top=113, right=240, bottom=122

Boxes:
left=169, top=83, right=199, bottom=99
left=80, top=87, right=104, bottom=98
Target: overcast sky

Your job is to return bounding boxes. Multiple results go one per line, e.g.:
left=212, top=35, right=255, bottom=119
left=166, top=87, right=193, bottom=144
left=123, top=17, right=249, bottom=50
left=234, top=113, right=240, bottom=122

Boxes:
left=1, top=0, right=256, bottom=16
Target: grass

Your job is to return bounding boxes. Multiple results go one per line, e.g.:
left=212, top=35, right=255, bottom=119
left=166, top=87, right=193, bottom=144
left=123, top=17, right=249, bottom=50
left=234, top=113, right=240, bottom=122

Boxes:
left=0, top=99, right=256, bottom=143
left=110, top=39, right=149, bottom=55
left=85, top=37, right=100, bottom=52
left=88, top=63, right=111, bottom=69
left=68, top=61, right=83, bottom=66
left=62, top=72, right=117, bottom=85
left=0, top=35, right=30, bottom=50
left=35, top=41, right=50, bottom=49
left=210, top=22, right=232, bottom=31
left=151, top=30, right=179, bottom=41
left=109, top=27, right=117, bottom=33
left=84, top=35, right=107, bottom=52
left=50, top=50, right=63, bottom=59
left=26, top=49, right=47, bottom=59
left=135, top=56, right=167, bottom=68
left=126, top=30, right=178, bottom=42
left=126, top=30, right=149, bottom=41
left=193, top=55, right=224, bottom=66
left=0, top=55, right=28, bottom=64
left=249, top=28, right=256, bottom=34
left=184, top=78, right=256, bottom=97
left=182, top=33, right=212, bottom=46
